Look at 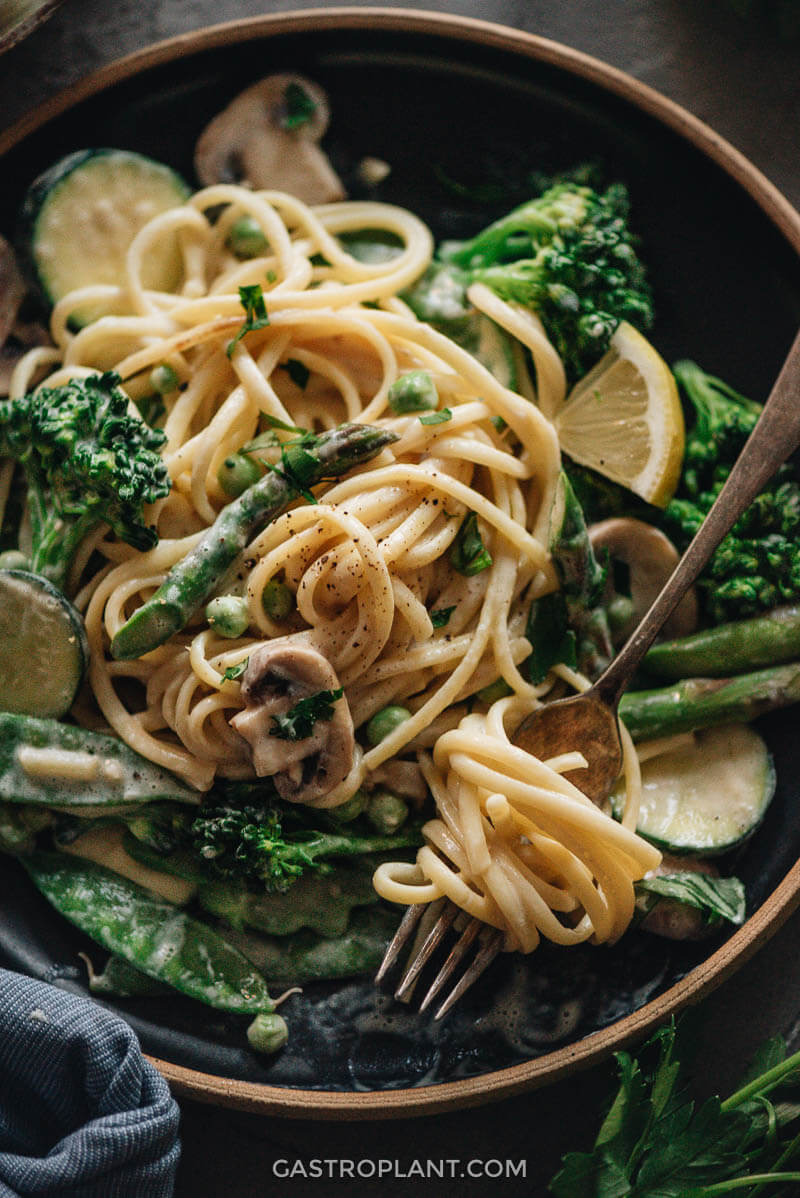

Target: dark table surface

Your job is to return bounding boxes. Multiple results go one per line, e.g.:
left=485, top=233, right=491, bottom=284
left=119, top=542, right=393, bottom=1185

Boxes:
left=2, top=3, right=800, bottom=1195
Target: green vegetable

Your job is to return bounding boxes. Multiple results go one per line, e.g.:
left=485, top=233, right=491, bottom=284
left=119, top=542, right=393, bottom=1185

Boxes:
left=226, top=283, right=270, bottom=357
left=20, top=148, right=190, bottom=326
left=635, top=873, right=746, bottom=930
left=476, top=677, right=514, bottom=703
left=0, top=569, right=89, bottom=718
left=270, top=688, right=344, bottom=741
left=221, top=658, right=249, bottom=682
left=664, top=360, right=800, bottom=623
left=110, top=422, right=398, bottom=659
left=205, top=594, right=249, bottom=638
left=430, top=605, right=455, bottom=628
left=0, top=371, right=169, bottom=592
left=149, top=364, right=179, bottom=395
left=387, top=370, right=438, bottom=413
left=247, top=1012, right=289, bottom=1054
left=82, top=952, right=171, bottom=997
left=190, top=795, right=422, bottom=894
left=615, top=724, right=775, bottom=856
left=225, top=904, right=399, bottom=984
left=619, top=661, right=800, bottom=741
left=365, top=791, right=409, bottom=835
left=216, top=451, right=262, bottom=497
left=281, top=81, right=317, bottom=130
left=365, top=705, right=412, bottom=746
left=24, top=853, right=279, bottom=1018
left=439, top=180, right=653, bottom=381
left=0, top=549, right=28, bottom=570
left=261, top=578, right=294, bottom=620
left=418, top=407, right=452, bottom=426
left=225, top=216, right=268, bottom=259
left=643, top=604, right=800, bottom=679
left=449, top=511, right=492, bottom=576
left=283, top=358, right=310, bottom=389
left=0, top=712, right=199, bottom=809
left=549, top=1020, right=800, bottom=1195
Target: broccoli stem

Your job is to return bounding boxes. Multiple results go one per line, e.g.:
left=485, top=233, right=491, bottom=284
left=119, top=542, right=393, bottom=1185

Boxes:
left=111, top=423, right=396, bottom=659
left=620, top=661, right=800, bottom=740
left=643, top=605, right=800, bottom=679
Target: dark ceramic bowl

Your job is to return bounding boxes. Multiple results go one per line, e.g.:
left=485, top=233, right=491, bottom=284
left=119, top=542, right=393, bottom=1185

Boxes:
left=1, top=8, right=799, bottom=1118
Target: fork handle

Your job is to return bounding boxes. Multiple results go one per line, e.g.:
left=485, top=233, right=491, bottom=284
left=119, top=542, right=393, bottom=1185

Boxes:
left=596, top=326, right=800, bottom=708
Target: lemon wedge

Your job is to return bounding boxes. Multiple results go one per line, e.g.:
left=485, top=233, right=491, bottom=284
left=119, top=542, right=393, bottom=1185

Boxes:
left=553, top=322, right=685, bottom=507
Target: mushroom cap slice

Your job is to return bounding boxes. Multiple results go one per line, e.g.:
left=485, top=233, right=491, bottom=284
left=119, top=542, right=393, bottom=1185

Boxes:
left=588, top=517, right=698, bottom=642
left=230, top=639, right=354, bottom=805
left=194, top=74, right=345, bottom=205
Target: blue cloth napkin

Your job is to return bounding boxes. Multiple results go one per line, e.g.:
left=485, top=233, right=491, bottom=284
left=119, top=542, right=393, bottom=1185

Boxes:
left=0, top=968, right=180, bottom=1197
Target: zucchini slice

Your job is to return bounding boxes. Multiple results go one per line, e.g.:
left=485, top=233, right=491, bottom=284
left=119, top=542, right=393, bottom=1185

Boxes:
left=21, top=148, right=190, bottom=325
left=625, top=723, right=775, bottom=855
left=0, top=569, right=89, bottom=718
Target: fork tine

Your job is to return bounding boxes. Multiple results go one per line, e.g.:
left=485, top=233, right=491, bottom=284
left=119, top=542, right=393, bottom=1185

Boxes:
left=433, top=926, right=505, bottom=1020
left=394, top=901, right=459, bottom=1001
left=374, top=901, right=426, bottom=983
left=417, top=915, right=482, bottom=1013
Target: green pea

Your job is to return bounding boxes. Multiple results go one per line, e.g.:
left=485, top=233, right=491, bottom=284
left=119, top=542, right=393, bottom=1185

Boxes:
left=387, top=370, right=438, bottom=413
left=0, top=550, right=29, bottom=570
left=206, top=595, right=249, bottom=638
left=365, top=705, right=411, bottom=746
left=261, top=578, right=295, bottom=621
left=247, top=1012, right=289, bottom=1054
left=149, top=363, right=180, bottom=394
left=217, top=451, right=262, bottom=497
left=327, top=789, right=369, bottom=824
left=226, top=217, right=269, bottom=260
left=476, top=677, right=513, bottom=704
left=365, top=790, right=409, bottom=835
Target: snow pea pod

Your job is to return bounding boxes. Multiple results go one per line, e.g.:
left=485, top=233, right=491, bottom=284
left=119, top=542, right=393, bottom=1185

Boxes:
left=24, top=852, right=278, bottom=1017
left=0, top=713, right=200, bottom=809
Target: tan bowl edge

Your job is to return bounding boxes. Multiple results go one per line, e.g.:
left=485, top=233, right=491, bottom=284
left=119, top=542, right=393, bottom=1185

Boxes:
left=3, top=6, right=800, bottom=1119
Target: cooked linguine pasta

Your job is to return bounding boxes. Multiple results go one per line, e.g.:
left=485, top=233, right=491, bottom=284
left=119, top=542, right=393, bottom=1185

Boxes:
left=10, top=184, right=659, bottom=957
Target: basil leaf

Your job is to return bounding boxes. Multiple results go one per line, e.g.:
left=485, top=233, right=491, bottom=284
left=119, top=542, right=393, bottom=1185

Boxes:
left=419, top=408, right=452, bottom=426
left=525, top=592, right=577, bottom=684
left=221, top=659, right=249, bottom=682
left=636, top=873, right=746, bottom=927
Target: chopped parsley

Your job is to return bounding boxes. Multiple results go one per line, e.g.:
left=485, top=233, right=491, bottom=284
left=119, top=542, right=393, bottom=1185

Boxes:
left=281, top=82, right=317, bottom=130
left=430, top=605, right=456, bottom=628
left=221, top=658, right=249, bottom=682
left=449, top=512, right=492, bottom=576
left=419, top=408, right=452, bottom=426
left=227, top=284, right=270, bottom=357
left=283, top=358, right=311, bottom=389
left=270, top=687, right=344, bottom=741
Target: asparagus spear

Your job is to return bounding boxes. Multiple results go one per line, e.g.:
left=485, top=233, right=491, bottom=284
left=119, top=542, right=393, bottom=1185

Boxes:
left=643, top=604, right=800, bottom=679
left=111, top=423, right=397, bottom=660
left=620, top=661, right=800, bottom=740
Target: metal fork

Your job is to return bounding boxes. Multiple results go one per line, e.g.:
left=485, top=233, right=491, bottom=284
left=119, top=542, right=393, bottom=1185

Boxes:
left=375, top=897, right=504, bottom=1019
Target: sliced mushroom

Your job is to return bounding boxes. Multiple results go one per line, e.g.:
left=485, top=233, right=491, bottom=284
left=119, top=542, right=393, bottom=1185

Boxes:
left=640, top=854, right=719, bottom=941
left=588, top=517, right=698, bottom=643
left=194, top=74, right=345, bottom=205
left=229, top=639, right=354, bottom=804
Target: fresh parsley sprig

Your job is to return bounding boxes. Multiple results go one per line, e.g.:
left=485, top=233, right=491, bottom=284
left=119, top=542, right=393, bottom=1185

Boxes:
left=227, top=284, right=271, bottom=357
left=269, top=688, right=345, bottom=741
left=549, top=1019, right=800, bottom=1196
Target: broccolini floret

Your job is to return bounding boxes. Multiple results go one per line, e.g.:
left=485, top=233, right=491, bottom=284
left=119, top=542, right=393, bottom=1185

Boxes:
left=190, top=795, right=422, bottom=894
left=663, top=360, right=800, bottom=622
left=0, top=371, right=170, bottom=589
left=439, top=181, right=654, bottom=380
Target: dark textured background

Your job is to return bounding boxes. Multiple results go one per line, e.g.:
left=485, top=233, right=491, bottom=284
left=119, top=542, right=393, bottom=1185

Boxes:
left=2, top=3, right=799, bottom=1194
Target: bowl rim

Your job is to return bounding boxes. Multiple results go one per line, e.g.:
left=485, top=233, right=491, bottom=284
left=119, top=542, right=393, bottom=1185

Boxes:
left=2, top=5, right=800, bottom=1120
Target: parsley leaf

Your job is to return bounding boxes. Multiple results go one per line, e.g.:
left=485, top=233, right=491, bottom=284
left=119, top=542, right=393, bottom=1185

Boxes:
left=227, top=284, right=270, bottom=357
left=430, top=605, right=456, bottom=628
left=419, top=407, right=452, bottom=426
left=270, top=687, right=344, bottom=741
left=221, top=658, right=249, bottom=682
left=281, top=81, right=317, bottom=129
left=449, top=511, right=492, bottom=576
left=283, top=358, right=311, bottom=389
